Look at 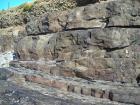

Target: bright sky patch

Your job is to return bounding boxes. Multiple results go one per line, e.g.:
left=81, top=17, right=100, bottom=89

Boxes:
left=0, top=0, right=33, bottom=10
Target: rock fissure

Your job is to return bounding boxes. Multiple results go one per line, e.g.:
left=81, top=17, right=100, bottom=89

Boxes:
left=107, top=25, right=140, bottom=28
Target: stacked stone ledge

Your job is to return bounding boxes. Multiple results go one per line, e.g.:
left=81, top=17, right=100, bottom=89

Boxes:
left=1, top=0, right=140, bottom=105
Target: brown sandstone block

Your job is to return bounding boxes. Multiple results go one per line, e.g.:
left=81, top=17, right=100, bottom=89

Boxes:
left=95, top=89, right=104, bottom=98
left=67, top=84, right=75, bottom=92
left=74, top=86, right=81, bottom=94
left=24, top=75, right=52, bottom=87
left=59, top=69, right=76, bottom=77
left=26, top=63, right=38, bottom=70
left=37, top=64, right=50, bottom=73
left=102, top=90, right=109, bottom=99
left=81, top=87, right=91, bottom=96
left=91, top=89, right=96, bottom=97
left=52, top=80, right=68, bottom=91
left=50, top=69, right=60, bottom=76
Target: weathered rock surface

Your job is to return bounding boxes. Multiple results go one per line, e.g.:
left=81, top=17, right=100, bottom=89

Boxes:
left=0, top=80, right=101, bottom=105
left=25, top=0, right=140, bottom=35
left=0, top=67, right=139, bottom=105
left=13, top=28, right=139, bottom=83
left=0, top=0, right=140, bottom=105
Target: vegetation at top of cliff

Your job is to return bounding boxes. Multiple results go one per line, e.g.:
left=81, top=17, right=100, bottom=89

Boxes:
left=18, top=2, right=33, bottom=12
left=0, top=0, right=77, bottom=28
left=0, top=0, right=77, bottom=13
left=33, top=0, right=76, bottom=11
left=12, top=0, right=77, bottom=12
left=0, top=0, right=94, bottom=28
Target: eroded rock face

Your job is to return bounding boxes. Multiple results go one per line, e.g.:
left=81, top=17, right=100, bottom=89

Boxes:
left=15, top=28, right=139, bottom=83
left=0, top=0, right=140, bottom=105
left=25, top=0, right=140, bottom=35
left=0, top=26, right=24, bottom=67
left=11, top=0, right=140, bottom=84
left=0, top=80, right=97, bottom=105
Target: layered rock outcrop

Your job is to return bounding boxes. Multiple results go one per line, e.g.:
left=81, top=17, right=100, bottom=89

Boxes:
left=0, top=0, right=140, bottom=105
left=14, top=0, right=140, bottom=83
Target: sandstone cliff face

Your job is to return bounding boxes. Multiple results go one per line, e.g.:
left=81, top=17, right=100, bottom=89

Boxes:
left=14, top=0, right=140, bottom=83
left=0, top=0, right=140, bottom=105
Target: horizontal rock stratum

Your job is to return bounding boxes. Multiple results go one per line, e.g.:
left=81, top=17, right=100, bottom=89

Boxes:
left=0, top=0, right=140, bottom=105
